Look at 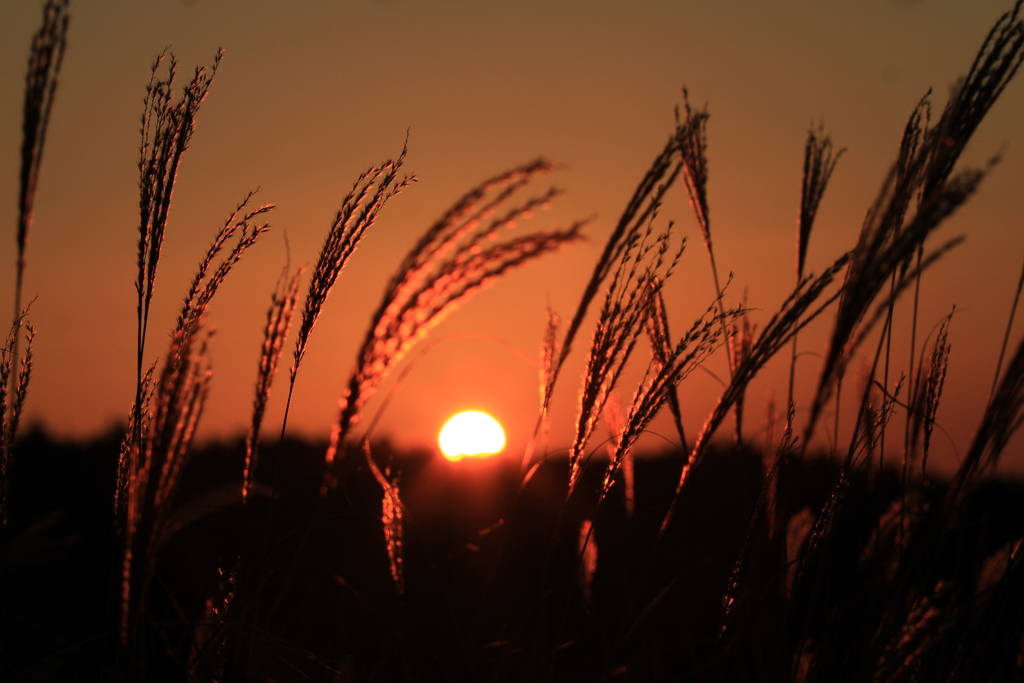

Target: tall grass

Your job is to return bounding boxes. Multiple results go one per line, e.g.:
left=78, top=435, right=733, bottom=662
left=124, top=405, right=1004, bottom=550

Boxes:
left=0, top=318, right=33, bottom=526
left=15, top=0, right=66, bottom=328
left=4, top=0, right=1024, bottom=680
left=567, top=216, right=685, bottom=494
left=121, top=191, right=273, bottom=645
left=326, top=159, right=586, bottom=492
left=0, top=0, right=65, bottom=527
left=281, top=141, right=414, bottom=437
left=243, top=265, right=303, bottom=503
left=788, top=125, right=843, bottom=418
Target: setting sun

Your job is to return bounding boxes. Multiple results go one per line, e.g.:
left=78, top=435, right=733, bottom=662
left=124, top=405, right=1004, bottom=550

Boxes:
left=438, top=411, right=506, bottom=460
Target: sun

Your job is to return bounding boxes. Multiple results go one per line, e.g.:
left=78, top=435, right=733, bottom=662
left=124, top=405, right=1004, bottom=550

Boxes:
left=438, top=411, right=506, bottom=461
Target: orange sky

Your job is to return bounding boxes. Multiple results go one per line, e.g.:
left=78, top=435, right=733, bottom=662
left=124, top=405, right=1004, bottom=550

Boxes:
left=2, top=0, right=1024, bottom=475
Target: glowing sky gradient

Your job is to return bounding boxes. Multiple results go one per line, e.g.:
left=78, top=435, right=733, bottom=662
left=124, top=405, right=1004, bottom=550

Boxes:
left=2, top=0, right=1024, bottom=474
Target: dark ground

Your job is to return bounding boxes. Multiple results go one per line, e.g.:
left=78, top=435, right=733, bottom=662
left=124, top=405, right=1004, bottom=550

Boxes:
left=2, top=428, right=1023, bottom=681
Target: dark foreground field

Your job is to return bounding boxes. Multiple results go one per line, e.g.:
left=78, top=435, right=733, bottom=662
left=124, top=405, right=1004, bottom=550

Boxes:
left=2, top=429, right=1023, bottom=681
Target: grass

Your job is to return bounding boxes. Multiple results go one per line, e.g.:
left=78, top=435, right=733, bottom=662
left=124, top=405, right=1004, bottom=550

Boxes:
left=3, top=0, right=1024, bottom=680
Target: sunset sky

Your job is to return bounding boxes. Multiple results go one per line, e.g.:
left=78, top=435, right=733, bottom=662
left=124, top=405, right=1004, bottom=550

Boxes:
left=2, top=0, right=1024, bottom=474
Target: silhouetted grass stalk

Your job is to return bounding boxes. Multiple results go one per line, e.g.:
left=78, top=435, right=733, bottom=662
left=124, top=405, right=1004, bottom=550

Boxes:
left=788, top=126, right=843, bottom=424
left=568, top=217, right=683, bottom=494
left=676, top=90, right=743, bottom=444
left=363, top=440, right=406, bottom=596
left=660, top=254, right=851, bottom=537
left=601, top=293, right=733, bottom=505
left=907, top=311, right=952, bottom=478
left=644, top=288, right=689, bottom=451
left=325, top=160, right=587, bottom=493
left=244, top=265, right=304, bottom=502
left=0, top=319, right=33, bottom=525
left=131, top=48, right=223, bottom=526
left=122, top=192, right=272, bottom=645
left=13, top=0, right=67, bottom=390
left=528, top=133, right=682, bottom=472
left=1, top=0, right=67, bottom=525
left=805, top=157, right=989, bottom=446
left=991, top=255, right=1024, bottom=403
left=281, top=142, right=414, bottom=437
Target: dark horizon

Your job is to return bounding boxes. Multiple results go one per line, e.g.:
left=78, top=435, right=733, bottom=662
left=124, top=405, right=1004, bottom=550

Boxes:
left=4, top=428, right=1024, bottom=679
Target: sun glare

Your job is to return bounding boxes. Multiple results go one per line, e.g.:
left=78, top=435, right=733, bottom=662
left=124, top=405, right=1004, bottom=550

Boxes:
left=439, top=411, right=506, bottom=461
